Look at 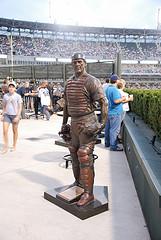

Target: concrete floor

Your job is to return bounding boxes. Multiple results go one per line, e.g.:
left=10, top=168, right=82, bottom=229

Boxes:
left=0, top=114, right=150, bottom=240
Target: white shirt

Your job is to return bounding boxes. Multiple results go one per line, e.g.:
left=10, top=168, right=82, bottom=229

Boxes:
left=119, top=89, right=129, bottom=112
left=38, top=88, right=51, bottom=106
left=3, top=92, right=22, bottom=115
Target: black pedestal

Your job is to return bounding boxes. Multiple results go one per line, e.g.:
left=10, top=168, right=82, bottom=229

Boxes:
left=44, top=185, right=109, bottom=220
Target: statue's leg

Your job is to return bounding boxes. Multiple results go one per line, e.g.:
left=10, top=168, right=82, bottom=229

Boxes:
left=77, top=143, right=95, bottom=206
left=68, top=145, right=81, bottom=186
left=67, top=120, right=81, bottom=186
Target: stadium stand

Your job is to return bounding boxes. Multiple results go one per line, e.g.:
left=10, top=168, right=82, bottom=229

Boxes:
left=0, top=36, right=161, bottom=61
left=0, top=17, right=161, bottom=89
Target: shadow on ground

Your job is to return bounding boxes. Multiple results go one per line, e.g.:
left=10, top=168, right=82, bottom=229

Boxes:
left=16, top=169, right=62, bottom=190
left=33, top=150, right=68, bottom=163
left=24, top=133, right=59, bottom=141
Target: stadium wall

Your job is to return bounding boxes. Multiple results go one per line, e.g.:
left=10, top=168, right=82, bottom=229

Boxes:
left=123, top=115, right=161, bottom=240
left=0, top=62, right=114, bottom=83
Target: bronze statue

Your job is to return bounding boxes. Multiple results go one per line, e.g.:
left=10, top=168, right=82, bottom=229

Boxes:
left=60, top=53, right=107, bottom=206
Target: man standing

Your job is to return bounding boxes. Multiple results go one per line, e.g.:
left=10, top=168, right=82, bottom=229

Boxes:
left=1, top=81, right=22, bottom=153
left=105, top=74, right=126, bottom=151
left=38, top=81, right=52, bottom=121
left=60, top=53, right=107, bottom=206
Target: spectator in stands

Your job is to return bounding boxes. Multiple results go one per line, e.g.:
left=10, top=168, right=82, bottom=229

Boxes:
left=1, top=81, right=22, bottom=154
left=104, top=74, right=126, bottom=151
left=0, top=34, right=161, bottom=61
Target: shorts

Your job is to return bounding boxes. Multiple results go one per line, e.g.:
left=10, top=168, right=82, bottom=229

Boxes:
left=3, top=114, right=17, bottom=124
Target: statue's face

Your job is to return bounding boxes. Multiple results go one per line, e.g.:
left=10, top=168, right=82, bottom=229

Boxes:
left=72, top=59, right=86, bottom=75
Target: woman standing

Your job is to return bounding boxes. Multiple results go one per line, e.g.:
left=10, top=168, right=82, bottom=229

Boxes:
left=1, top=81, right=22, bottom=154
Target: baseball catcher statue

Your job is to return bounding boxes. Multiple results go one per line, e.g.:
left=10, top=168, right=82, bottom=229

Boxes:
left=60, top=53, right=107, bottom=206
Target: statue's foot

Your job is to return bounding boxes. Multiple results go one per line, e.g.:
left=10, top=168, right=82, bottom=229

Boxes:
left=77, top=193, right=94, bottom=206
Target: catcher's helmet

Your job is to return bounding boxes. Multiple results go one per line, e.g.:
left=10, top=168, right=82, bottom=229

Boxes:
left=71, top=53, right=86, bottom=62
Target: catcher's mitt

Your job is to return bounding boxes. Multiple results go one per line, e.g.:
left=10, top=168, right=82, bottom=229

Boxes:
left=59, top=124, right=71, bottom=142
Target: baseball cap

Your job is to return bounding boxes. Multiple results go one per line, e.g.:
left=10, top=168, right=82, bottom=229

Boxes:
left=110, top=74, right=119, bottom=82
left=8, top=81, right=16, bottom=88
left=71, top=53, right=86, bottom=62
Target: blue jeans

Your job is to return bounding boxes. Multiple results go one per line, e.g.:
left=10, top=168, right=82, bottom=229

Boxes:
left=105, top=114, right=122, bottom=150
left=42, top=105, right=50, bottom=120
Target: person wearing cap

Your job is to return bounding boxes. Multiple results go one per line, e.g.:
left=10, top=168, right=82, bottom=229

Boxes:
left=105, top=74, right=126, bottom=151
left=1, top=81, right=22, bottom=154
left=60, top=53, right=107, bottom=206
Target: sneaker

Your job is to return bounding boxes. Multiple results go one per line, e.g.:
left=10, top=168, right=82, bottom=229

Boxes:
left=105, top=144, right=110, bottom=148
left=110, top=146, right=123, bottom=151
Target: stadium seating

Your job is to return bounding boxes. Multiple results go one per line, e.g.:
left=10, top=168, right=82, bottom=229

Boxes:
left=0, top=35, right=160, bottom=61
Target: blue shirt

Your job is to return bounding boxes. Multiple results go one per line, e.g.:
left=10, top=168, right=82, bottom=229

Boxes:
left=105, top=85, right=123, bottom=115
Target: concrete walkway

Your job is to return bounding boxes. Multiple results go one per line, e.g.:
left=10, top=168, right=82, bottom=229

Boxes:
left=0, top=115, right=150, bottom=240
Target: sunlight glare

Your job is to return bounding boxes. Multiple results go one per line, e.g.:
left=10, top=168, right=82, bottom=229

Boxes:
left=50, top=0, right=92, bottom=25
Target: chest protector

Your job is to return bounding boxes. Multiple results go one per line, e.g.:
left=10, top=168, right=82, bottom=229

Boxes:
left=66, top=76, right=94, bottom=117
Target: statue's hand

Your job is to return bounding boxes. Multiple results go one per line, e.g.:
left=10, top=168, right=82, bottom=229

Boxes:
left=59, top=124, right=71, bottom=142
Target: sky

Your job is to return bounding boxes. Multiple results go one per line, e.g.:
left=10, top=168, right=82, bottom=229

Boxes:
left=0, top=0, right=161, bottom=29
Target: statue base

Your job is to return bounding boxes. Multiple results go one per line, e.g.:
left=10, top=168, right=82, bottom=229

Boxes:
left=44, top=185, right=109, bottom=220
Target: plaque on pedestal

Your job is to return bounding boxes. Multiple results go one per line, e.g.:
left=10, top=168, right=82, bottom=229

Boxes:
left=56, top=186, right=84, bottom=203
left=44, top=185, right=109, bottom=220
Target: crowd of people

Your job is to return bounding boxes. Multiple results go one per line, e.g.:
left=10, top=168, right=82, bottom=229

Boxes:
left=0, top=78, right=65, bottom=153
left=122, top=64, right=161, bottom=74
left=125, top=81, right=161, bottom=89
left=0, top=35, right=161, bottom=61
left=1, top=78, right=64, bottom=119
left=0, top=70, right=133, bottom=154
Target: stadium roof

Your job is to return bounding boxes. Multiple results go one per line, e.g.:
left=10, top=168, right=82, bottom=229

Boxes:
left=0, top=17, right=161, bottom=36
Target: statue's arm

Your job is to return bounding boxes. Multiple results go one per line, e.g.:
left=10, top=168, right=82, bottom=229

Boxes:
left=97, top=97, right=108, bottom=131
left=62, top=102, right=69, bottom=125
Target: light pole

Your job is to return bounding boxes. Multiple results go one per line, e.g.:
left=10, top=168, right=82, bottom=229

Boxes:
left=9, top=32, right=14, bottom=79
left=157, top=8, right=161, bottom=30
left=49, top=0, right=52, bottom=23
left=49, top=0, right=55, bottom=24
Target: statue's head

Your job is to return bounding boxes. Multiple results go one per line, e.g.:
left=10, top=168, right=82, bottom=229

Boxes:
left=71, top=53, right=86, bottom=63
left=71, top=53, right=87, bottom=75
